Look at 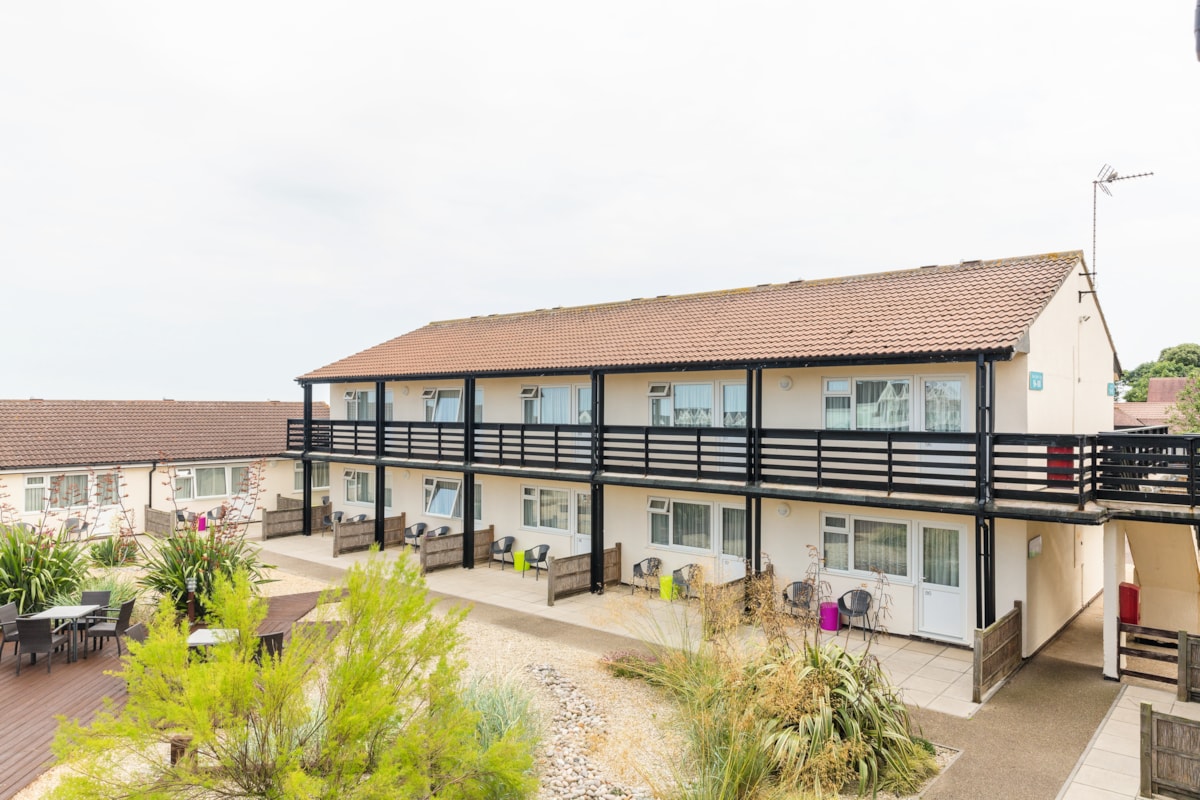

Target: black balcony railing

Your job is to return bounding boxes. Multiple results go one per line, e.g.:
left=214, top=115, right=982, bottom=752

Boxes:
left=287, top=419, right=1200, bottom=510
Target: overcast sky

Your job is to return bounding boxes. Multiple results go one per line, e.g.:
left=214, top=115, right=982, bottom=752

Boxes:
left=2, top=2, right=1196, bottom=403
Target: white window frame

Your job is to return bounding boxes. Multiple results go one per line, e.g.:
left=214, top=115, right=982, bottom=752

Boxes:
left=646, top=496, right=715, bottom=553
left=719, top=382, right=748, bottom=429
left=422, top=476, right=482, bottom=520
left=521, top=485, right=573, bottom=533
left=94, top=470, right=121, bottom=507
left=820, top=511, right=912, bottom=583
left=294, top=461, right=331, bottom=492
left=423, top=388, right=463, bottom=422
left=822, top=375, right=970, bottom=433
left=24, top=473, right=96, bottom=511
left=649, top=382, right=715, bottom=428
left=345, top=389, right=394, bottom=421
left=174, top=468, right=194, bottom=501
left=23, top=476, right=46, bottom=512
left=521, top=385, right=571, bottom=425
left=344, top=469, right=374, bottom=505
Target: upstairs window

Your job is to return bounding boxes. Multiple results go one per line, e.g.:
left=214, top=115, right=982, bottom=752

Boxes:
left=345, top=389, right=394, bottom=421
left=423, top=388, right=462, bottom=422
left=522, top=386, right=570, bottom=424
left=649, top=383, right=713, bottom=427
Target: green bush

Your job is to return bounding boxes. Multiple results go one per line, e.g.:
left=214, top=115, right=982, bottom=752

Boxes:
left=0, top=524, right=87, bottom=613
left=138, top=526, right=270, bottom=618
left=89, top=534, right=139, bottom=567
left=47, top=570, right=142, bottom=612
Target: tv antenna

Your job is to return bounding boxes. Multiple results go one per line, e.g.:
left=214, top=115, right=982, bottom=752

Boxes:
left=1090, top=164, right=1152, bottom=285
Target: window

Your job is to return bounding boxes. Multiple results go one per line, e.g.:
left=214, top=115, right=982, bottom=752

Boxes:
left=822, top=513, right=909, bottom=579
left=577, top=386, right=592, bottom=425
left=647, top=497, right=712, bottom=550
left=824, top=379, right=851, bottom=430
left=293, top=461, right=330, bottom=491
left=855, top=379, right=910, bottom=431
left=174, top=469, right=194, bottom=501
left=522, top=486, right=570, bottom=531
left=576, top=493, right=591, bottom=535
left=474, top=388, right=484, bottom=423
left=423, top=388, right=462, bottom=422
left=423, top=477, right=482, bottom=520
left=722, top=384, right=747, bottom=428
left=24, top=474, right=92, bottom=511
left=522, top=386, right=570, bottom=424
left=345, top=470, right=374, bottom=504
left=95, top=471, right=121, bottom=506
left=650, top=383, right=714, bottom=427
left=345, top=389, right=394, bottom=421
left=196, top=467, right=228, bottom=498
left=923, top=379, right=963, bottom=433
left=721, top=506, right=747, bottom=558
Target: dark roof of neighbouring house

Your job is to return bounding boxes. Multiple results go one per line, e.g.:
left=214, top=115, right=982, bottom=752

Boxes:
left=1148, top=377, right=1190, bottom=403
left=299, top=251, right=1088, bottom=382
left=0, top=400, right=329, bottom=470
left=1113, top=402, right=1173, bottom=429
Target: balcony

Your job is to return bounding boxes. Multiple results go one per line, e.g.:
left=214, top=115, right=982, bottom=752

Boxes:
left=287, top=419, right=1200, bottom=511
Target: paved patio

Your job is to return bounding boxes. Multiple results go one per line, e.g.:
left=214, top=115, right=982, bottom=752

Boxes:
left=255, top=534, right=981, bottom=718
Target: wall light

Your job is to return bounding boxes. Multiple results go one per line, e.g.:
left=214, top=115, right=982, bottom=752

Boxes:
left=777, top=503, right=791, bottom=517
left=779, top=376, right=793, bottom=391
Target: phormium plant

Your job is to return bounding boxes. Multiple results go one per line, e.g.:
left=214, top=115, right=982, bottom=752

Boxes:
left=0, top=523, right=88, bottom=613
left=138, top=525, right=271, bottom=618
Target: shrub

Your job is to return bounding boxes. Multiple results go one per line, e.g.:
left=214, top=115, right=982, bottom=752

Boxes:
left=600, top=650, right=660, bottom=679
left=138, top=525, right=270, bottom=618
left=47, top=570, right=141, bottom=611
left=0, top=524, right=87, bottom=613
left=89, top=533, right=139, bottom=568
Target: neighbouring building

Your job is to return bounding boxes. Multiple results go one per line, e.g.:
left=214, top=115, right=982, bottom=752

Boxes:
left=287, top=251, right=1200, bottom=672
left=0, top=399, right=329, bottom=534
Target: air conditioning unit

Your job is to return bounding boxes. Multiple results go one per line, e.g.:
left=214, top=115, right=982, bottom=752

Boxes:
left=421, top=388, right=437, bottom=399
left=647, top=497, right=670, bottom=512
left=647, top=382, right=671, bottom=397
left=519, top=386, right=540, bottom=399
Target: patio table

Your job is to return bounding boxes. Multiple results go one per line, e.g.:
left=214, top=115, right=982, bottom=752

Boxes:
left=29, top=604, right=100, bottom=663
left=186, top=628, right=238, bottom=648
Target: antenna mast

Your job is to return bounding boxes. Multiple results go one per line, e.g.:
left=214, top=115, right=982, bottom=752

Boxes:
left=1090, top=164, right=1152, bottom=285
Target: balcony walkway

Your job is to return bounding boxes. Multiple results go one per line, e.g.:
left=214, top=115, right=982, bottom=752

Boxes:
left=256, top=533, right=982, bottom=718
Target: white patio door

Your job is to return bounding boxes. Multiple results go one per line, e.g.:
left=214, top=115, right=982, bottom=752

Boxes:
left=918, top=524, right=963, bottom=640
left=573, top=493, right=592, bottom=555
left=718, top=506, right=748, bottom=583
left=920, top=378, right=968, bottom=487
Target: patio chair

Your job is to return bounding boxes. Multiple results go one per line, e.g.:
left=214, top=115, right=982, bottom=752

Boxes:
left=783, top=581, right=815, bottom=616
left=81, top=590, right=112, bottom=609
left=429, top=525, right=451, bottom=537
left=86, top=599, right=136, bottom=656
left=838, top=589, right=874, bottom=639
left=490, top=536, right=515, bottom=569
left=62, top=517, right=89, bottom=538
left=346, top=514, right=368, bottom=524
left=404, top=522, right=428, bottom=548
left=672, top=564, right=701, bottom=601
left=176, top=510, right=197, bottom=529
left=15, top=617, right=69, bottom=675
left=323, top=511, right=345, bottom=529
left=522, top=545, right=550, bottom=581
left=631, top=557, right=661, bottom=594
left=124, top=622, right=149, bottom=645
left=255, top=631, right=285, bottom=664
left=0, top=601, right=19, bottom=663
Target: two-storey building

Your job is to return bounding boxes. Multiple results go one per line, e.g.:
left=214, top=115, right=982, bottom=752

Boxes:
left=289, top=251, right=1200, bottom=663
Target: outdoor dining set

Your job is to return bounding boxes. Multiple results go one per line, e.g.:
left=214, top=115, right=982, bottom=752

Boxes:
left=0, top=591, right=138, bottom=675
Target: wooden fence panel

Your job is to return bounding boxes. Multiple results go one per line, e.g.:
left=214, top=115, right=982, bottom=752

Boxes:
left=1142, top=702, right=1200, bottom=799
left=332, top=513, right=407, bottom=556
left=262, top=496, right=331, bottom=540
left=973, top=600, right=1022, bottom=703
left=418, top=526, right=495, bottom=573
left=144, top=506, right=174, bottom=536
left=546, top=543, right=621, bottom=606
left=1179, top=632, right=1200, bottom=703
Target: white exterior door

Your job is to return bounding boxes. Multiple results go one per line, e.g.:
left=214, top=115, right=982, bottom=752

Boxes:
left=918, top=524, right=964, bottom=640
left=573, top=493, right=592, bottom=555
left=718, top=506, right=748, bottom=583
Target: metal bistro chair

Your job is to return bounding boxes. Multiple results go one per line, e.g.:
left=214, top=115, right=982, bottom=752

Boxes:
left=838, top=589, right=874, bottom=639
left=322, top=511, right=345, bottom=535
left=404, top=522, right=428, bottom=548
left=429, top=525, right=451, bottom=537
left=672, top=564, right=701, bottom=602
left=15, top=617, right=70, bottom=675
left=523, top=545, right=550, bottom=581
left=490, top=536, right=515, bottom=569
left=631, top=557, right=661, bottom=594
left=346, top=514, right=368, bottom=524
left=783, top=581, right=815, bottom=617
left=62, top=517, right=89, bottom=538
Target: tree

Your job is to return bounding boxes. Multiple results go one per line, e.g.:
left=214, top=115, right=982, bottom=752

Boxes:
left=1168, top=375, right=1200, bottom=433
left=49, top=556, right=538, bottom=799
left=1119, top=342, right=1200, bottom=401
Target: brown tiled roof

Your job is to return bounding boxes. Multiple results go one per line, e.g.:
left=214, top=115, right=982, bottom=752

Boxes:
left=1147, top=378, right=1189, bottom=403
left=0, top=400, right=329, bottom=470
left=300, top=252, right=1084, bottom=381
left=1112, top=402, right=1173, bottom=429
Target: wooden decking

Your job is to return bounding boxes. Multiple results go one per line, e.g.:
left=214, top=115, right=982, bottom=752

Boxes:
left=0, top=592, right=329, bottom=799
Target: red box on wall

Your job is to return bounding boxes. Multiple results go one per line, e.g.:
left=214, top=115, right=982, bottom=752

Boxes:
left=1047, top=446, right=1074, bottom=482
left=1119, top=582, right=1140, bottom=625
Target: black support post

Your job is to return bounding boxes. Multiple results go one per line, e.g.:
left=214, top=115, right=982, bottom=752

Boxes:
left=745, top=368, right=755, bottom=484
left=590, top=482, right=604, bottom=592
left=463, top=377, right=476, bottom=568
left=302, top=383, right=313, bottom=536
left=975, top=514, right=996, bottom=628
left=374, top=380, right=386, bottom=547
left=754, top=369, right=763, bottom=483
